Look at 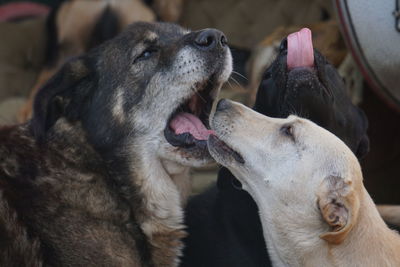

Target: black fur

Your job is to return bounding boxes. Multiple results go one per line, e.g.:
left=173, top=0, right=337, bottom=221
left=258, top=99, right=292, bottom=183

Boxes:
left=181, top=42, right=369, bottom=267
left=229, top=46, right=251, bottom=86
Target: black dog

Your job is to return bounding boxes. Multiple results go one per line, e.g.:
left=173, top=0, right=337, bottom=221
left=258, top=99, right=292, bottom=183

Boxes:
left=181, top=40, right=369, bottom=267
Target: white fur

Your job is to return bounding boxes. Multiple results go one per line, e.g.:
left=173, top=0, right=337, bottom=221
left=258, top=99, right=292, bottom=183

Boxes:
left=209, top=100, right=400, bottom=267
left=124, top=37, right=232, bottom=266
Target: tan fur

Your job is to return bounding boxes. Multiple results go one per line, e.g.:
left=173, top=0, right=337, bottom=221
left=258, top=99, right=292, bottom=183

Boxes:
left=152, top=0, right=184, bottom=22
left=209, top=100, right=400, bottom=267
left=318, top=175, right=360, bottom=245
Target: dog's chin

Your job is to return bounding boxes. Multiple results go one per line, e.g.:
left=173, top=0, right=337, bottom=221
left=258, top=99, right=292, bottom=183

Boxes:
left=159, top=141, right=214, bottom=167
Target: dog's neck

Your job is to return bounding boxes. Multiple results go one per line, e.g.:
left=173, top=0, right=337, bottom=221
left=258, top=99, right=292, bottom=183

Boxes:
left=257, top=187, right=400, bottom=267
left=128, top=140, right=191, bottom=267
left=50, top=120, right=191, bottom=267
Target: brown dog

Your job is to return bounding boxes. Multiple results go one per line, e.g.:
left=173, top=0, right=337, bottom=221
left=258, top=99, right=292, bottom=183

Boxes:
left=1, top=22, right=231, bottom=266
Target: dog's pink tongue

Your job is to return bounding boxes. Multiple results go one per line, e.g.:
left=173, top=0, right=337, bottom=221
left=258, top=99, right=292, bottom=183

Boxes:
left=170, top=112, right=214, bottom=140
left=287, top=28, right=314, bottom=70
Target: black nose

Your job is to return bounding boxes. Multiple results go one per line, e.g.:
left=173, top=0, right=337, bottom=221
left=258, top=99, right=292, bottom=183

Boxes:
left=216, top=99, right=231, bottom=112
left=194, top=29, right=227, bottom=50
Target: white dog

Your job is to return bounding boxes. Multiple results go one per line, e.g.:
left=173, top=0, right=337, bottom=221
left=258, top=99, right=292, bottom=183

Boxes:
left=208, top=99, right=400, bottom=267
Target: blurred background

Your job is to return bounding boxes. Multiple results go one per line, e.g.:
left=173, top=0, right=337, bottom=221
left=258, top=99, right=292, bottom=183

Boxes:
left=0, top=0, right=399, bottom=204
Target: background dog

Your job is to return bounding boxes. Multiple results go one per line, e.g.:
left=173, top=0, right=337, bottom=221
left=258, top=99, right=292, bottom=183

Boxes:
left=17, top=0, right=156, bottom=122
left=208, top=99, right=400, bottom=267
left=181, top=36, right=369, bottom=267
left=0, top=22, right=231, bottom=266
left=246, top=20, right=347, bottom=106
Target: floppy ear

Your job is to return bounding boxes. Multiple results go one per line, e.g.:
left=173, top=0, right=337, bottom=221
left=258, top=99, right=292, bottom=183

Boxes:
left=317, top=175, right=360, bottom=244
left=31, top=57, right=94, bottom=142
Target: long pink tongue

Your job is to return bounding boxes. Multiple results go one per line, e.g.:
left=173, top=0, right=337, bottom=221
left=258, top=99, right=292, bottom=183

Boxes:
left=170, top=112, right=215, bottom=140
left=287, top=28, right=314, bottom=70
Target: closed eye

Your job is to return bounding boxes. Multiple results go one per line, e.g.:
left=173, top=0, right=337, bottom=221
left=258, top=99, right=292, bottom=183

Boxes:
left=134, top=48, right=158, bottom=63
left=280, top=124, right=295, bottom=140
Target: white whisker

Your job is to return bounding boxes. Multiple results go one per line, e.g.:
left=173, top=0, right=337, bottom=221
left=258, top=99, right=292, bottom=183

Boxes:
left=232, top=70, right=248, bottom=81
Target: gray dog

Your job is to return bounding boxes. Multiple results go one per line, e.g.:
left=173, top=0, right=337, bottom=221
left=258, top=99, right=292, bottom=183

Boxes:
left=0, top=22, right=231, bottom=266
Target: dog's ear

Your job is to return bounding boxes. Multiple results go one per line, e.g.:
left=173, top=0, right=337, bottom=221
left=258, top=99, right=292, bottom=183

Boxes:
left=317, top=175, right=360, bottom=244
left=31, top=57, right=94, bottom=142
left=355, top=108, right=370, bottom=159
left=355, top=135, right=369, bottom=159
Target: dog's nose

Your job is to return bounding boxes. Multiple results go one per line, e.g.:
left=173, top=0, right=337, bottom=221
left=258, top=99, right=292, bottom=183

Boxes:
left=194, top=29, right=227, bottom=50
left=216, top=99, right=231, bottom=112
left=279, top=37, right=288, bottom=53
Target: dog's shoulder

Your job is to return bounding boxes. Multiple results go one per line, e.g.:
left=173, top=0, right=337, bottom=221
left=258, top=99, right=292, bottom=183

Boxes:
left=0, top=189, right=43, bottom=267
left=0, top=123, right=147, bottom=266
left=0, top=125, right=41, bottom=179
left=0, top=125, right=44, bottom=266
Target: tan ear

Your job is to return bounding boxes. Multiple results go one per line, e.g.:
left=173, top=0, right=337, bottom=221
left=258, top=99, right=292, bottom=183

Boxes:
left=317, top=176, right=360, bottom=245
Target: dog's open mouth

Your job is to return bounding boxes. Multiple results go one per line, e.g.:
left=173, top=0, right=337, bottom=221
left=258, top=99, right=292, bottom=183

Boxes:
left=164, top=81, right=216, bottom=149
left=208, top=135, right=245, bottom=164
left=267, top=28, right=332, bottom=103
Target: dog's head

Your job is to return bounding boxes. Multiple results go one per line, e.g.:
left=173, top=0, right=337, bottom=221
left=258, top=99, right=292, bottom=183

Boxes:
left=209, top=99, right=363, bottom=248
left=31, top=22, right=232, bottom=167
left=253, top=36, right=369, bottom=159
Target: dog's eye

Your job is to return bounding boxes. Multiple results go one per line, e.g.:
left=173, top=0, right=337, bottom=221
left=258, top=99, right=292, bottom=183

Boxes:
left=135, top=49, right=157, bottom=63
left=280, top=124, right=294, bottom=138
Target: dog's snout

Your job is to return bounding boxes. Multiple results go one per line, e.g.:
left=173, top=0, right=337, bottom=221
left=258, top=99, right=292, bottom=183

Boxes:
left=194, top=29, right=227, bottom=51
left=216, top=99, right=231, bottom=112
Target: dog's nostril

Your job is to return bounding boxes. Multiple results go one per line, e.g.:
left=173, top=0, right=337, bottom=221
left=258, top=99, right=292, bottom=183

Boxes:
left=194, top=29, right=226, bottom=50
left=205, top=36, right=214, bottom=46
left=279, top=37, right=288, bottom=53
left=220, top=35, right=228, bottom=47
left=195, top=30, right=216, bottom=48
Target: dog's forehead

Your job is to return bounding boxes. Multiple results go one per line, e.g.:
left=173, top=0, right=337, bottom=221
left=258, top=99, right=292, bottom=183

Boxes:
left=125, top=22, right=188, bottom=44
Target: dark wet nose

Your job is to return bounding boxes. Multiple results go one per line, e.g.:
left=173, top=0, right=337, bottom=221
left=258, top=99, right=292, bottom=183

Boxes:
left=216, top=99, right=231, bottom=112
left=194, top=29, right=227, bottom=51
left=279, top=37, right=288, bottom=53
